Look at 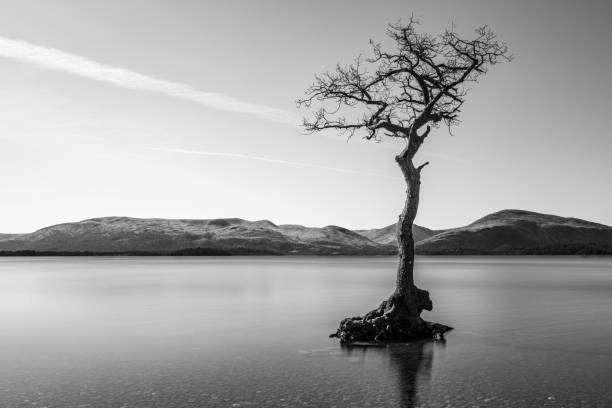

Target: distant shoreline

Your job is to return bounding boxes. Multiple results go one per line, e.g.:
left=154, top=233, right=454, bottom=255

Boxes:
left=2, top=210, right=611, bottom=256
left=2, top=247, right=610, bottom=257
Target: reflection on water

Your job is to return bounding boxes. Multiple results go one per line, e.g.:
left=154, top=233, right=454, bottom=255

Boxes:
left=0, top=256, right=611, bottom=407
left=388, top=341, right=436, bottom=407
left=340, top=340, right=442, bottom=407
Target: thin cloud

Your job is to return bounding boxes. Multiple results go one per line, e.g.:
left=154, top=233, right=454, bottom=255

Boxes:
left=0, top=36, right=296, bottom=124
left=147, top=147, right=401, bottom=180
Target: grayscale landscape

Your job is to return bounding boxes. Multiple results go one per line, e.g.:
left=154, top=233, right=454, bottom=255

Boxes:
left=1, top=1, right=611, bottom=407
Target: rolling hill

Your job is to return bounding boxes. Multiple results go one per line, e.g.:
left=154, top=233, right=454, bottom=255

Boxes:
left=0, top=210, right=610, bottom=255
left=415, top=209, right=612, bottom=255
left=356, top=224, right=443, bottom=246
left=0, top=217, right=394, bottom=255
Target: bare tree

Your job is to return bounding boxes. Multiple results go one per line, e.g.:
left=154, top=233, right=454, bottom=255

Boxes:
left=298, top=18, right=512, bottom=343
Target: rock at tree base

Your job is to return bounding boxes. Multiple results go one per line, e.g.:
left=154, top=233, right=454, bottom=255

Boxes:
left=330, top=317, right=452, bottom=343
left=330, top=295, right=453, bottom=344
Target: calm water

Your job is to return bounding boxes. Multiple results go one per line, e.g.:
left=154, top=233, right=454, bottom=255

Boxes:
left=0, top=256, right=611, bottom=408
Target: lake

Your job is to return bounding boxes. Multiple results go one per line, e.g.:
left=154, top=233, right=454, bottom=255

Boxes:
left=0, top=256, right=610, bottom=407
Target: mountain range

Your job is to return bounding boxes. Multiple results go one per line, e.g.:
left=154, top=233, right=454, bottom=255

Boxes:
left=0, top=209, right=610, bottom=255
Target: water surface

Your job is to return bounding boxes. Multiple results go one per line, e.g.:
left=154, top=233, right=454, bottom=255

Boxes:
left=0, top=256, right=610, bottom=407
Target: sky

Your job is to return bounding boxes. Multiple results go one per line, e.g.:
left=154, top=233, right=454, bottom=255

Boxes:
left=0, top=0, right=610, bottom=233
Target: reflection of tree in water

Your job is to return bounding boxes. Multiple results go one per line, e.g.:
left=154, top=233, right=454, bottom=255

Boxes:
left=340, top=340, right=444, bottom=407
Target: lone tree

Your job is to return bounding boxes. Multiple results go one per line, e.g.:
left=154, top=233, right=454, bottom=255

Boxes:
left=298, top=18, right=511, bottom=343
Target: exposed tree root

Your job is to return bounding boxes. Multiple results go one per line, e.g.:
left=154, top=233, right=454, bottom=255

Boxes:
left=330, top=287, right=452, bottom=344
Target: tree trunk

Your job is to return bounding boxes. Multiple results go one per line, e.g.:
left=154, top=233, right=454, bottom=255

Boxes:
left=388, top=155, right=433, bottom=316
left=330, top=147, right=450, bottom=344
left=395, top=155, right=419, bottom=296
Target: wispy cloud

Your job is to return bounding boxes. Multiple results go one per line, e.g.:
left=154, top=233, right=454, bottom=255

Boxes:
left=0, top=36, right=296, bottom=124
left=147, top=147, right=401, bottom=180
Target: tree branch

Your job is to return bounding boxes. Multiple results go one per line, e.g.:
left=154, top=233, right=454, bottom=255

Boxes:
left=298, top=18, right=512, bottom=149
left=417, top=161, right=430, bottom=173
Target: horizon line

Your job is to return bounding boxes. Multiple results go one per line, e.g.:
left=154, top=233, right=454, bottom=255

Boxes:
left=1, top=207, right=608, bottom=235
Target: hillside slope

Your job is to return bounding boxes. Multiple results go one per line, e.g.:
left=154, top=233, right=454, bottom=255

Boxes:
left=1, top=210, right=610, bottom=255
left=0, top=217, right=393, bottom=255
left=356, top=224, right=440, bottom=246
left=416, top=209, right=612, bottom=255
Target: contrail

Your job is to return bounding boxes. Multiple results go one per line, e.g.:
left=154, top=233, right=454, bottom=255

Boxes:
left=0, top=36, right=297, bottom=124
left=147, top=147, right=401, bottom=180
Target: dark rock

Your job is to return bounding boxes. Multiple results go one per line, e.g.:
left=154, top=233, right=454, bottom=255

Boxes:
left=330, top=292, right=453, bottom=344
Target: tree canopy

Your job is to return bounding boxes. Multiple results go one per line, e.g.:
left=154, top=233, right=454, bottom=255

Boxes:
left=298, top=18, right=512, bottom=162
